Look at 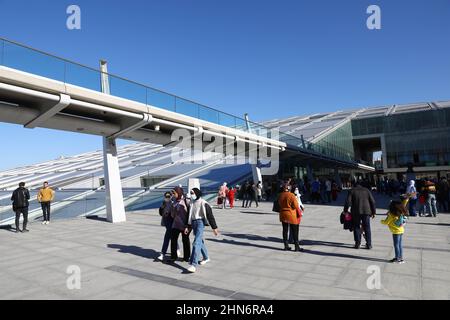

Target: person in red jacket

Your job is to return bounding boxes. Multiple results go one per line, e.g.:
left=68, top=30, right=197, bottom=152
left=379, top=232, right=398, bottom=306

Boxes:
left=227, top=186, right=236, bottom=209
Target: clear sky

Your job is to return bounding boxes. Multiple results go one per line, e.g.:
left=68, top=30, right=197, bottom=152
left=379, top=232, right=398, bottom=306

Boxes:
left=0, top=0, right=450, bottom=170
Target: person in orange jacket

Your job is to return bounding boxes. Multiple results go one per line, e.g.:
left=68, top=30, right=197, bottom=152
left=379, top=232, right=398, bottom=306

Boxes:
left=37, top=181, right=55, bottom=225
left=278, top=182, right=303, bottom=252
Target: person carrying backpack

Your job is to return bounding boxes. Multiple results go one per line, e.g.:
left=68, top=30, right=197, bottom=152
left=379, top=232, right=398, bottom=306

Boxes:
left=381, top=198, right=409, bottom=264
left=11, top=182, right=31, bottom=233
left=185, top=188, right=219, bottom=273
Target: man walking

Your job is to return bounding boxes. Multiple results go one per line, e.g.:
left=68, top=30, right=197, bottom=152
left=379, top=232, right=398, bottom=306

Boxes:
left=11, top=182, right=30, bottom=233
left=37, top=181, right=55, bottom=224
left=344, top=181, right=376, bottom=249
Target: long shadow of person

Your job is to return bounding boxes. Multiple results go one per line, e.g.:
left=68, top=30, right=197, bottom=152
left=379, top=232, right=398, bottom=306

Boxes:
left=208, top=238, right=389, bottom=263
left=107, top=244, right=188, bottom=273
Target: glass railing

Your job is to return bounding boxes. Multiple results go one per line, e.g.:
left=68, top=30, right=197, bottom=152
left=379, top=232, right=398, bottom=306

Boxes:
left=0, top=37, right=357, bottom=164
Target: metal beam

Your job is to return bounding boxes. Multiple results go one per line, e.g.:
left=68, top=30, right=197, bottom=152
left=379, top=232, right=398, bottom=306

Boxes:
left=107, top=113, right=153, bottom=140
left=24, top=93, right=70, bottom=128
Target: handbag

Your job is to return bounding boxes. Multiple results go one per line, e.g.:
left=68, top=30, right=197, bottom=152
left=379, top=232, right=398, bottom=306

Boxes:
left=272, top=198, right=280, bottom=212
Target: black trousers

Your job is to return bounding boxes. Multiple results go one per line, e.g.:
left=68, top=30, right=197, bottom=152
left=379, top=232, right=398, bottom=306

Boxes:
left=282, top=222, right=299, bottom=244
left=353, top=214, right=372, bottom=246
left=248, top=195, right=259, bottom=207
left=15, top=207, right=29, bottom=230
left=171, top=229, right=191, bottom=261
left=41, top=201, right=51, bottom=221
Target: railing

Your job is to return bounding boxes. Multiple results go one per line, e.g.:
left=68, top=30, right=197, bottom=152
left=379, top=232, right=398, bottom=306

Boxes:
left=0, top=37, right=357, bottom=164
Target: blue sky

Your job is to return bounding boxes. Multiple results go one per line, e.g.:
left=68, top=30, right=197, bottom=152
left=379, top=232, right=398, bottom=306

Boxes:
left=0, top=0, right=450, bottom=170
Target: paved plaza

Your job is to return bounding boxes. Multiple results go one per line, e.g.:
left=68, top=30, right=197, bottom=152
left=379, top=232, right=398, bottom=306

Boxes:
left=1, top=194, right=450, bottom=300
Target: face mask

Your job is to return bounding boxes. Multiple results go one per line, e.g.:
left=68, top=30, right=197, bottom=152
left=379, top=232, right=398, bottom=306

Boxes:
left=190, top=193, right=197, bottom=201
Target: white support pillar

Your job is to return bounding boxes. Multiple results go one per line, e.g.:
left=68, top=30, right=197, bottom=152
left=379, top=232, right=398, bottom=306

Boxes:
left=100, top=59, right=126, bottom=223
left=103, top=137, right=126, bottom=223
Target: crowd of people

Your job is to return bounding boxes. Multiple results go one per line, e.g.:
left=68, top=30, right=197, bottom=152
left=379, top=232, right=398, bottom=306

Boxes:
left=376, top=176, right=449, bottom=216
left=9, top=173, right=449, bottom=273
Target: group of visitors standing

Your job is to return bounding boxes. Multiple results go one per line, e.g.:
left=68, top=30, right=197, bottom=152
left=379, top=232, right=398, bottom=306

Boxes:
left=158, top=186, right=219, bottom=273
left=237, top=180, right=262, bottom=208
left=217, top=182, right=236, bottom=209
left=10, top=181, right=55, bottom=233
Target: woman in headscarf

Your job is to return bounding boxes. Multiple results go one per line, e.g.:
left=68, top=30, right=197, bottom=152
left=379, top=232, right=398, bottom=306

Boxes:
left=218, top=182, right=229, bottom=209
left=170, top=186, right=191, bottom=262
left=278, top=182, right=303, bottom=252
left=185, top=188, right=219, bottom=273
left=406, top=180, right=417, bottom=217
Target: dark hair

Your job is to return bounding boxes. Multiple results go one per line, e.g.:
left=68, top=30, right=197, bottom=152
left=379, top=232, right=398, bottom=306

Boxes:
left=164, top=192, right=171, bottom=198
left=191, top=188, right=202, bottom=199
left=389, top=200, right=408, bottom=217
left=44, top=181, right=48, bottom=184
left=19, top=182, right=25, bottom=187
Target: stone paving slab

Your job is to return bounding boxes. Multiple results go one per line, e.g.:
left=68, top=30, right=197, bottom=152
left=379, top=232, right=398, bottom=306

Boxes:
left=1, top=194, right=450, bottom=300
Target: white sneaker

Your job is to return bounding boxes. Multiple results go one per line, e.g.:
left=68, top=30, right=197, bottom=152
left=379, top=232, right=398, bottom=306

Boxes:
left=46, top=221, right=50, bottom=225
left=177, top=249, right=181, bottom=257
left=199, top=259, right=210, bottom=266
left=157, top=254, right=164, bottom=261
left=187, top=265, right=196, bottom=273
left=42, top=221, right=46, bottom=225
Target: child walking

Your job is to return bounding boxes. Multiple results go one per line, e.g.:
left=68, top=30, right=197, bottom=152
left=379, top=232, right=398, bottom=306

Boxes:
left=381, top=199, right=409, bottom=264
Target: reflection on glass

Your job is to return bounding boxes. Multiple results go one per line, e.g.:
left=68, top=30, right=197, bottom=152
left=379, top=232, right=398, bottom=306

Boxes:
left=110, top=76, right=147, bottom=104
left=3, top=41, right=65, bottom=81
left=65, top=62, right=101, bottom=92
left=147, top=88, right=175, bottom=112
left=175, top=98, right=199, bottom=118
left=199, top=106, right=219, bottom=124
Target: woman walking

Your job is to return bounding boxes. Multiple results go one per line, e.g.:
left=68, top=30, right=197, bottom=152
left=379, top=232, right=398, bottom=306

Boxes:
left=170, top=187, right=191, bottom=262
left=185, top=188, right=219, bottom=273
left=278, top=183, right=303, bottom=252
left=157, top=191, right=180, bottom=261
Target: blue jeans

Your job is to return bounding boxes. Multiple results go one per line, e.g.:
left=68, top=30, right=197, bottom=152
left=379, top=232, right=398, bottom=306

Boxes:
left=425, top=194, right=438, bottom=216
left=189, top=219, right=209, bottom=267
left=393, top=234, right=403, bottom=260
left=409, top=198, right=417, bottom=216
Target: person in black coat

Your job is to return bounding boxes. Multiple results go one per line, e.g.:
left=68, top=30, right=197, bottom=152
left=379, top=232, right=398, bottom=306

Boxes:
left=343, top=181, right=376, bottom=249
left=11, top=182, right=31, bottom=233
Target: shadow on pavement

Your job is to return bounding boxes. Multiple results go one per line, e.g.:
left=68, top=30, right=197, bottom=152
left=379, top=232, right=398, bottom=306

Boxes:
left=209, top=237, right=389, bottom=263
left=409, top=222, right=450, bottom=227
left=301, top=248, right=388, bottom=263
left=300, top=239, right=354, bottom=249
left=221, top=232, right=281, bottom=243
left=107, top=244, right=160, bottom=259
left=107, top=244, right=189, bottom=273
left=208, top=238, right=285, bottom=251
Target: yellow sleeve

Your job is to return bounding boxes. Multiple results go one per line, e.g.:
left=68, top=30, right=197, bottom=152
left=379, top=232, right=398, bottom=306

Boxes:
left=381, top=214, right=394, bottom=225
left=37, top=190, right=42, bottom=202
left=402, top=198, right=409, bottom=208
